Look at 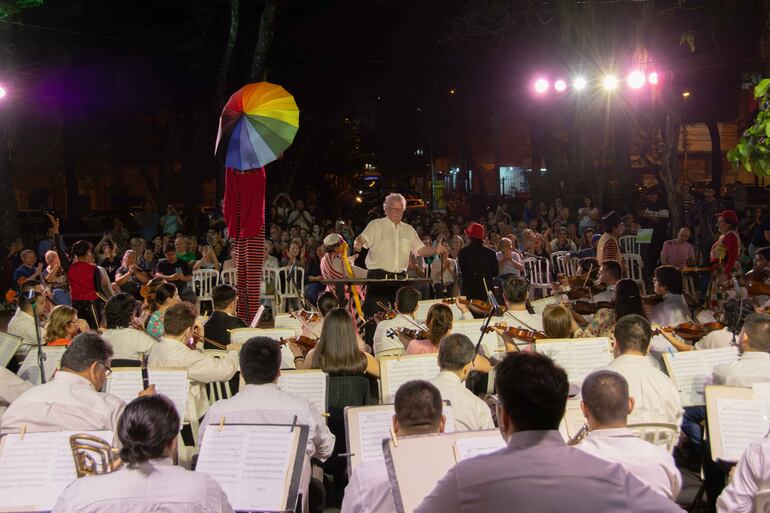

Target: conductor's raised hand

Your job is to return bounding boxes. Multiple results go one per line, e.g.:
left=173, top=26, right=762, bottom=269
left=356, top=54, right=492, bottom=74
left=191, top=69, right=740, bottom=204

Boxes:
left=46, top=213, right=60, bottom=234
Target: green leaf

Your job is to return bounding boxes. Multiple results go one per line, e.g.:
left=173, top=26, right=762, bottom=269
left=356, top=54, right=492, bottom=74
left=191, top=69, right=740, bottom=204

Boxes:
left=756, top=79, right=770, bottom=99
left=738, top=142, right=749, bottom=157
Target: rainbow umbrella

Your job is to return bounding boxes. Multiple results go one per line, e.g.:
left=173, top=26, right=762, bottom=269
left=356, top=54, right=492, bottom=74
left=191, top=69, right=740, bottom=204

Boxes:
left=215, top=82, right=299, bottom=170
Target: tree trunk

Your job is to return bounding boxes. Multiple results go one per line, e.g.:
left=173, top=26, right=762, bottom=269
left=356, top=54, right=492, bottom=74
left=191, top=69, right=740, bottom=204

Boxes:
left=249, top=0, right=281, bottom=82
left=217, top=0, right=240, bottom=103
left=659, top=98, right=685, bottom=234
left=706, top=120, right=723, bottom=194
left=0, top=39, right=21, bottom=252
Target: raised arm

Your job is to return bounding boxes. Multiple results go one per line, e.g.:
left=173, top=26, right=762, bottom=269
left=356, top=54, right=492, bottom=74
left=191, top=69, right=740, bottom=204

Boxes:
left=46, top=214, right=71, bottom=274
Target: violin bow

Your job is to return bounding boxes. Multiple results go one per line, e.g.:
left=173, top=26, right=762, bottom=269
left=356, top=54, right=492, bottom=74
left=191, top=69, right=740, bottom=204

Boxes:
left=289, top=309, right=320, bottom=339
left=376, top=301, right=428, bottom=332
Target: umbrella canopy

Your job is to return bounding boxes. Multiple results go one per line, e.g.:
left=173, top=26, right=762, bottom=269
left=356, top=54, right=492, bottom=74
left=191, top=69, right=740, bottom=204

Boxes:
left=215, top=82, right=299, bottom=170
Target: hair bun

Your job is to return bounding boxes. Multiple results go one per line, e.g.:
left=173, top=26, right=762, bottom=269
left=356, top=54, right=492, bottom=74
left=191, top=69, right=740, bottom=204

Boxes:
left=119, top=443, right=153, bottom=464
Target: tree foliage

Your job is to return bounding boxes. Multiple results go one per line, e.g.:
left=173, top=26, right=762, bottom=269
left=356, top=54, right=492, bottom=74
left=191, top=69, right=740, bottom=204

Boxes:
left=727, top=79, right=770, bottom=178
left=0, top=0, right=43, bottom=20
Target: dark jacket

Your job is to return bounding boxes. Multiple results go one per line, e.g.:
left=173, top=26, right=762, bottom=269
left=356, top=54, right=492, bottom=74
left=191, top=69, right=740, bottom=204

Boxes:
left=458, top=240, right=499, bottom=301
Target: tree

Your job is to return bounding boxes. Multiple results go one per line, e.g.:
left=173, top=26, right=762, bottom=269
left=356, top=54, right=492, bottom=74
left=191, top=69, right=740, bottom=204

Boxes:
left=728, top=79, right=770, bottom=178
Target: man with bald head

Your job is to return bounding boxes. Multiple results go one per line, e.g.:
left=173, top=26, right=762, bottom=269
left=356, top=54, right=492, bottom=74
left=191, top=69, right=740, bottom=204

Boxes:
left=660, top=227, right=695, bottom=268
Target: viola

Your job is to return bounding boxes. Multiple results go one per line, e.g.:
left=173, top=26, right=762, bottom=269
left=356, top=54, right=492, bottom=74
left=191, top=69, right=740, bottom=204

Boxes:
left=570, top=300, right=614, bottom=316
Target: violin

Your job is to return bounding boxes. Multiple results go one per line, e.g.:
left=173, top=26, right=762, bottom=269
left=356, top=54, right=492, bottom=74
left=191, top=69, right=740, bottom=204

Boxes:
left=642, top=294, right=665, bottom=307
left=565, top=285, right=606, bottom=301
left=386, top=327, right=429, bottom=341
left=658, top=321, right=725, bottom=341
left=570, top=300, right=614, bottom=316
left=443, top=297, right=505, bottom=316
left=279, top=335, right=318, bottom=352
left=484, top=324, right=547, bottom=344
left=747, top=280, right=770, bottom=297
left=295, top=309, right=321, bottom=323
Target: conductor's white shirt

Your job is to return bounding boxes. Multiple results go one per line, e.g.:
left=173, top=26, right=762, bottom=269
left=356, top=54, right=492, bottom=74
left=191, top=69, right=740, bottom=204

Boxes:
left=602, top=354, right=683, bottom=426
left=199, top=383, right=334, bottom=461
left=0, top=367, right=33, bottom=422
left=713, top=351, right=770, bottom=387
left=341, top=459, right=394, bottom=513
left=102, top=328, right=156, bottom=361
left=148, top=338, right=238, bottom=422
left=52, top=458, right=234, bottom=513
left=359, top=217, right=425, bottom=273
left=577, top=428, right=682, bottom=500
left=0, top=371, right=125, bottom=434
left=717, top=437, right=770, bottom=513
left=429, top=371, right=494, bottom=432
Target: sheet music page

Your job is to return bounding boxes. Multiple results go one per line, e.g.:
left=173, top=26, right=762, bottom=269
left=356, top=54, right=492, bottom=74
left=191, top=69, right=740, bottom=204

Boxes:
left=569, top=338, right=613, bottom=384
left=105, top=369, right=144, bottom=404
left=383, top=356, right=440, bottom=401
left=453, top=433, right=506, bottom=462
left=277, top=371, right=327, bottom=414
left=666, top=349, right=736, bottom=406
left=752, top=383, right=770, bottom=419
left=230, top=328, right=295, bottom=344
left=0, top=430, right=114, bottom=512
left=148, top=370, right=189, bottom=421
left=0, top=333, right=21, bottom=368
left=274, top=314, right=302, bottom=333
left=701, top=346, right=740, bottom=369
left=415, top=301, right=462, bottom=322
left=716, top=398, right=769, bottom=462
left=197, top=424, right=294, bottom=512
left=451, top=321, right=500, bottom=357
left=559, top=399, right=586, bottom=440
left=16, top=346, right=67, bottom=385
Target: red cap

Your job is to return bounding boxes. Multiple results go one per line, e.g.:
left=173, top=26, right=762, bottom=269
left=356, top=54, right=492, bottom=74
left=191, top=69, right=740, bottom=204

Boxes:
left=465, top=222, right=486, bottom=240
left=715, top=210, right=738, bottom=225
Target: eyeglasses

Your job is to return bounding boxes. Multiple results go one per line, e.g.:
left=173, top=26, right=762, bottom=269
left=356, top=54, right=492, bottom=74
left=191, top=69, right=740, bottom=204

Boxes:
left=96, top=361, right=112, bottom=376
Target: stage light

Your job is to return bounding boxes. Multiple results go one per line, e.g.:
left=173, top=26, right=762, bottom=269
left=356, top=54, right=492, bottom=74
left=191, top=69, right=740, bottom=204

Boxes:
left=573, top=77, right=587, bottom=91
left=602, top=75, right=619, bottom=91
left=534, top=78, right=549, bottom=94
left=554, top=79, right=567, bottom=92
left=682, top=90, right=691, bottom=98
left=648, top=72, right=659, bottom=85
left=627, top=71, right=645, bottom=89
left=0, top=86, right=6, bottom=99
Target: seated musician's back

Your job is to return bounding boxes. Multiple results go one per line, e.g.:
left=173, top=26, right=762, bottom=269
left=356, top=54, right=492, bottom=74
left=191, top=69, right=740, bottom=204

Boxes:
left=713, top=313, right=770, bottom=386
left=1, top=332, right=126, bottom=434
left=414, top=352, right=683, bottom=513
left=202, top=284, right=246, bottom=349
left=52, top=395, right=234, bottom=513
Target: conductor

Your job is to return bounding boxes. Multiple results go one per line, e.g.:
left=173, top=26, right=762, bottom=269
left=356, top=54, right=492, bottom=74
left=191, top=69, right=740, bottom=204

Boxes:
left=354, top=193, right=446, bottom=324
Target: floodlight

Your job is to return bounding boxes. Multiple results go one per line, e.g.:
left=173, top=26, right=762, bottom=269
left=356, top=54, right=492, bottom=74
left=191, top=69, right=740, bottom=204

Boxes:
left=602, top=75, right=619, bottom=91
left=627, top=71, right=645, bottom=89
left=554, top=79, right=567, bottom=92
left=573, top=77, right=587, bottom=91
left=534, top=78, right=549, bottom=94
left=648, top=72, right=659, bottom=85
left=0, top=86, right=6, bottom=99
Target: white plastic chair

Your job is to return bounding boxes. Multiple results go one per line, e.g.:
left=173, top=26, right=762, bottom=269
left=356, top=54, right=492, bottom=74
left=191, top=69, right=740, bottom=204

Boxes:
left=622, top=253, right=646, bottom=295
left=276, top=266, right=305, bottom=314
left=203, top=349, right=235, bottom=406
left=523, top=257, right=552, bottom=299
left=755, top=490, right=770, bottom=513
left=555, top=253, right=577, bottom=278
left=619, top=235, right=641, bottom=256
left=627, top=422, right=679, bottom=454
left=551, top=251, right=570, bottom=275
left=261, top=267, right=281, bottom=311
left=192, top=269, right=220, bottom=313
left=221, top=268, right=237, bottom=287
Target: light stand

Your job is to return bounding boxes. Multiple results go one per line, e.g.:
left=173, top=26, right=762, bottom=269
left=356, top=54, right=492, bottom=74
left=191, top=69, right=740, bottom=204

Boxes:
left=30, top=294, right=46, bottom=383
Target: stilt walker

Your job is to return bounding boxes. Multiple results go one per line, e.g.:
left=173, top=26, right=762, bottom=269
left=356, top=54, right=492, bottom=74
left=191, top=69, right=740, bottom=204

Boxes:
left=215, top=82, right=299, bottom=322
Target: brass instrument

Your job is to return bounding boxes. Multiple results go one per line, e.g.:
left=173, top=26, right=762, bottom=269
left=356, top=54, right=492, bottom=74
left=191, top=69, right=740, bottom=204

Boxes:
left=69, top=433, right=122, bottom=477
left=566, top=424, right=590, bottom=446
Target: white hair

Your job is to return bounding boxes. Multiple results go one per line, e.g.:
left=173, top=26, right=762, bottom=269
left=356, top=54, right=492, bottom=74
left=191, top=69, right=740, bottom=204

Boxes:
left=383, top=193, right=406, bottom=211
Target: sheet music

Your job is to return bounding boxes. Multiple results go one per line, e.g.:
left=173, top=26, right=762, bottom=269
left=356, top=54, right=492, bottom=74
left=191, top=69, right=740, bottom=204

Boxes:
left=415, top=300, right=463, bottom=323
left=105, top=369, right=189, bottom=421
left=382, top=356, right=440, bottom=402
left=197, top=424, right=294, bottom=512
left=453, top=433, right=506, bottom=461
left=535, top=338, right=612, bottom=385
left=752, top=382, right=770, bottom=419
left=0, top=333, right=21, bottom=368
left=229, top=328, right=295, bottom=344
left=277, top=371, right=327, bottom=414
left=16, top=346, right=67, bottom=385
left=357, top=404, right=456, bottom=464
left=716, top=398, right=769, bottom=462
left=559, top=398, right=586, bottom=440
left=250, top=305, right=266, bottom=328
left=666, top=347, right=739, bottom=406
left=0, top=430, right=113, bottom=512
left=451, top=320, right=500, bottom=357
left=274, top=314, right=302, bottom=334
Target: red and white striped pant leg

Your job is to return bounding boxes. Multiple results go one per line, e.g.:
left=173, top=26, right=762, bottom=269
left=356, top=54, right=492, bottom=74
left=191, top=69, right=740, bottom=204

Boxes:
left=234, top=229, right=265, bottom=323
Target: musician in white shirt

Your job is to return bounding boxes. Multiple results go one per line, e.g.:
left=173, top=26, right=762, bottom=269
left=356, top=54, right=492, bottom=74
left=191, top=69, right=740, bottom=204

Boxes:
left=0, top=367, right=32, bottom=422
left=101, top=293, right=155, bottom=361
left=713, top=313, right=770, bottom=387
left=342, top=380, right=446, bottom=513
left=7, top=279, right=49, bottom=358
left=148, top=302, right=239, bottom=423
left=2, top=332, right=150, bottom=434
left=649, top=266, right=691, bottom=327
left=354, top=193, right=446, bottom=324
left=493, top=276, right=544, bottom=351
left=592, top=261, right=621, bottom=303
left=53, top=395, right=234, bottom=513
left=601, top=315, right=682, bottom=425
left=373, top=286, right=422, bottom=355
left=716, top=436, right=770, bottom=513
left=429, top=334, right=494, bottom=431
left=576, top=370, right=682, bottom=500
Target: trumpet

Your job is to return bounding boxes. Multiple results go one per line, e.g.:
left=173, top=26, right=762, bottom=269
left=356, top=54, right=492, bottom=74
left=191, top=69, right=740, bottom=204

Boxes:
left=70, top=433, right=122, bottom=477
left=566, top=424, right=591, bottom=446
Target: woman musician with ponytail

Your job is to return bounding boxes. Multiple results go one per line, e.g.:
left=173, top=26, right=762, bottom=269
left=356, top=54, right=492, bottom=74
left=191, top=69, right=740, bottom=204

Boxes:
left=52, top=395, right=235, bottom=513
